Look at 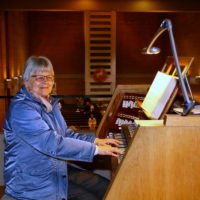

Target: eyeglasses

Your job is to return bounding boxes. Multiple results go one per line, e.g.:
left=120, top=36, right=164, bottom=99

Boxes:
left=31, top=75, right=54, bottom=82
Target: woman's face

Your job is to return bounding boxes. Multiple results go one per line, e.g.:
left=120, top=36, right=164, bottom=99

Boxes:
left=26, top=70, right=54, bottom=98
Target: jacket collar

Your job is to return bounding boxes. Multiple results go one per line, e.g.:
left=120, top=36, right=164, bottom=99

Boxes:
left=13, top=85, right=60, bottom=108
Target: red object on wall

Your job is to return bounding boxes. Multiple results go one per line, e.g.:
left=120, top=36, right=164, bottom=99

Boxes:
left=93, top=68, right=107, bottom=82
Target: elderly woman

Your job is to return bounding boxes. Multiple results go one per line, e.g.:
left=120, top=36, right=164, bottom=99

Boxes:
left=2, top=56, right=122, bottom=200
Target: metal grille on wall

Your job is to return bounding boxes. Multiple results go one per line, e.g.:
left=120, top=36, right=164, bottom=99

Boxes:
left=84, top=11, right=116, bottom=96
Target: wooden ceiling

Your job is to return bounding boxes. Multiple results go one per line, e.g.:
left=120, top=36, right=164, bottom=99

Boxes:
left=0, top=0, right=200, bottom=12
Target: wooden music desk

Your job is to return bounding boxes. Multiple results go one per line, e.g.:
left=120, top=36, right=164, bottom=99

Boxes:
left=104, top=115, right=200, bottom=200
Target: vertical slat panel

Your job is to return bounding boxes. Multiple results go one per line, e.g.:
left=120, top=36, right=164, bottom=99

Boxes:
left=85, top=11, right=116, bottom=96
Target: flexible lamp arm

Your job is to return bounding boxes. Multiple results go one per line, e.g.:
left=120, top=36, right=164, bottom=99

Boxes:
left=146, top=27, right=167, bottom=54
left=145, top=19, right=195, bottom=115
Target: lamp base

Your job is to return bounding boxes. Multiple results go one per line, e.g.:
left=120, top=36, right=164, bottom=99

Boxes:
left=182, top=100, right=196, bottom=116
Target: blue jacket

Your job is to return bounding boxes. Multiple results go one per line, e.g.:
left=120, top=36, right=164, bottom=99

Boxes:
left=3, top=86, right=96, bottom=200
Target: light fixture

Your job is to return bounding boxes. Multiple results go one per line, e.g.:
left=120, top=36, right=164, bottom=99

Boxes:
left=142, top=19, right=195, bottom=116
left=13, top=77, right=19, bottom=80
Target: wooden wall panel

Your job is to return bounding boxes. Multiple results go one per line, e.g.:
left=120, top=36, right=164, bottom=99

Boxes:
left=164, top=13, right=200, bottom=76
left=7, top=12, right=29, bottom=77
left=6, top=12, right=29, bottom=95
left=116, top=13, right=165, bottom=74
left=55, top=77, right=85, bottom=104
left=0, top=11, right=29, bottom=130
left=116, top=12, right=200, bottom=97
left=0, top=11, right=7, bottom=132
left=28, top=12, right=84, bottom=74
left=116, top=12, right=169, bottom=85
left=28, top=11, right=85, bottom=95
left=2, top=11, right=199, bottom=100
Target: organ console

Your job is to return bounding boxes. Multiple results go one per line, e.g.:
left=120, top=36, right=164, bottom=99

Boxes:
left=96, top=56, right=198, bottom=199
left=96, top=57, right=195, bottom=173
left=96, top=86, right=200, bottom=199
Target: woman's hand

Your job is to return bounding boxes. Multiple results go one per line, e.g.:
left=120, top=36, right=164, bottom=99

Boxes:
left=94, top=138, right=122, bottom=147
left=96, top=145, right=124, bottom=157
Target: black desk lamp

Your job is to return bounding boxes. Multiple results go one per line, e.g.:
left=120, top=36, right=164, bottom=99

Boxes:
left=142, top=19, right=195, bottom=116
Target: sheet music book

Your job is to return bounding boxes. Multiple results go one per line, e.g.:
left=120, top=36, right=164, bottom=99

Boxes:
left=135, top=119, right=164, bottom=126
left=141, top=71, right=177, bottom=119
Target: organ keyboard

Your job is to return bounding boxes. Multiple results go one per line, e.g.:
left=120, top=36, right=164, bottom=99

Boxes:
left=108, top=131, right=128, bottom=163
left=108, top=122, right=139, bottom=163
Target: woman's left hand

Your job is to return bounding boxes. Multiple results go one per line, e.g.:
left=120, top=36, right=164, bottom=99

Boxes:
left=94, top=138, right=122, bottom=147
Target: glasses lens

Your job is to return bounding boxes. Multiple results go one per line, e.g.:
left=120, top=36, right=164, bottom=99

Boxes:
left=46, top=76, right=54, bottom=81
left=32, top=75, right=54, bottom=82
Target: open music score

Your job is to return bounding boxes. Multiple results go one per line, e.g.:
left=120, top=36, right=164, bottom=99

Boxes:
left=141, top=71, right=177, bottom=119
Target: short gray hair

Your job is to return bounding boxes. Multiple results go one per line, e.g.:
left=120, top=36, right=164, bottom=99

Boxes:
left=22, top=56, right=54, bottom=81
